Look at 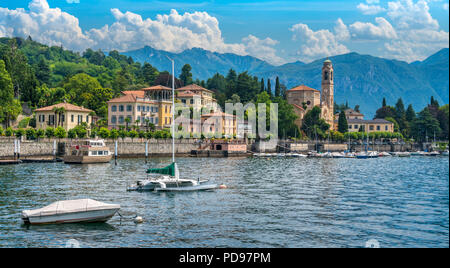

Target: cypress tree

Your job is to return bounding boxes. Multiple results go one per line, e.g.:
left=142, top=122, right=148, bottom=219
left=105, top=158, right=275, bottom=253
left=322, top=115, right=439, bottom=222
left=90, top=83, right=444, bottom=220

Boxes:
left=267, top=79, right=272, bottom=97
left=260, top=78, right=265, bottom=93
left=338, top=110, right=348, bottom=133
left=382, top=97, right=387, bottom=107
left=275, top=76, right=280, bottom=97
left=406, top=104, right=416, bottom=122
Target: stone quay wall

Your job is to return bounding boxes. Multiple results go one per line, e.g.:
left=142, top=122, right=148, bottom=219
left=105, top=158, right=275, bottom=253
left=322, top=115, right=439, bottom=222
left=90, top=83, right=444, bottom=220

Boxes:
left=0, top=137, right=203, bottom=159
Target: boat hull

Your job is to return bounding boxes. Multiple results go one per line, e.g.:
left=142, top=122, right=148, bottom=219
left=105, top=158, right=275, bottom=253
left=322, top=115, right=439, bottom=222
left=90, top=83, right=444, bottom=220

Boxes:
left=64, top=155, right=112, bottom=164
left=22, top=208, right=119, bottom=225
left=156, top=184, right=218, bottom=192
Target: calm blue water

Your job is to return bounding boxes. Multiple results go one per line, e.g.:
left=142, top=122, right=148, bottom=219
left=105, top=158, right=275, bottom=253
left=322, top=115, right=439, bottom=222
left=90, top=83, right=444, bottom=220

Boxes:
left=0, top=156, right=448, bottom=248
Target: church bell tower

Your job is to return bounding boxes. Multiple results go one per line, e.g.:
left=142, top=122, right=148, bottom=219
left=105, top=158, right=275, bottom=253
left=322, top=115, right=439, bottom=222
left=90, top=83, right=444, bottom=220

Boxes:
left=321, top=59, right=334, bottom=127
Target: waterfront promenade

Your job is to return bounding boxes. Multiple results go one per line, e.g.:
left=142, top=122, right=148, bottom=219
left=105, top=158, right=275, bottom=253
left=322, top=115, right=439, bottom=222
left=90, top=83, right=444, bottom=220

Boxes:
left=0, top=137, right=437, bottom=160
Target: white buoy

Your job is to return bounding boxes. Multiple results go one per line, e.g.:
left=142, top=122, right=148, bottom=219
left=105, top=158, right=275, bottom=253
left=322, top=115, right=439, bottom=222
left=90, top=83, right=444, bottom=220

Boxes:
left=134, top=216, right=144, bottom=224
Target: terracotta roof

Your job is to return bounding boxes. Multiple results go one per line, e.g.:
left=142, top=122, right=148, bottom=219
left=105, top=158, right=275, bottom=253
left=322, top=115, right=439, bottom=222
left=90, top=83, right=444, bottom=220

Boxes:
left=107, top=94, right=137, bottom=103
left=344, top=108, right=364, bottom=116
left=287, top=85, right=319, bottom=92
left=177, top=84, right=213, bottom=93
left=292, top=104, right=305, bottom=111
left=177, top=90, right=199, bottom=97
left=201, top=111, right=235, bottom=118
left=35, top=103, right=93, bottom=113
left=142, top=85, right=172, bottom=91
left=122, top=90, right=145, bottom=98
left=336, top=118, right=394, bottom=124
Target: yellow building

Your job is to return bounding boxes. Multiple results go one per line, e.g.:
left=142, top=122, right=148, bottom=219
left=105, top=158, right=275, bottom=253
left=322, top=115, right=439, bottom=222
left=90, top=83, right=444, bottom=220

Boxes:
left=107, top=87, right=172, bottom=130
left=201, top=111, right=236, bottom=137
left=334, top=109, right=394, bottom=133
left=176, top=84, right=218, bottom=111
left=344, top=119, right=395, bottom=133
left=35, top=102, right=93, bottom=131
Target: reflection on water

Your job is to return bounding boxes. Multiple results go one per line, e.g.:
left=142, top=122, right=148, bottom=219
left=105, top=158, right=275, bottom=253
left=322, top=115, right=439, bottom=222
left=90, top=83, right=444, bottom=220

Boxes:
left=0, top=156, right=448, bottom=248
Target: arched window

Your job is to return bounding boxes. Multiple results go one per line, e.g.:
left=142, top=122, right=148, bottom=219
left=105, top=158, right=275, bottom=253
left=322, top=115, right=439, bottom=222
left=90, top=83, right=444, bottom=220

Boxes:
left=331, top=71, right=333, bottom=81
left=324, top=71, right=329, bottom=80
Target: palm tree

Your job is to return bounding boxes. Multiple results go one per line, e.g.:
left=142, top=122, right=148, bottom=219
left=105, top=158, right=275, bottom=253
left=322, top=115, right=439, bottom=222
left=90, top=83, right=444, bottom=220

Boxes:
left=144, top=118, right=150, bottom=132
left=51, top=106, right=66, bottom=127
left=135, top=119, right=140, bottom=131
left=124, top=117, right=131, bottom=131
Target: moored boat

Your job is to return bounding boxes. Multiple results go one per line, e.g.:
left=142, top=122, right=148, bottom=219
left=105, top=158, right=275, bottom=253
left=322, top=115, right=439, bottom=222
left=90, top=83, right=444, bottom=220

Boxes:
left=64, top=140, right=112, bottom=164
left=21, top=199, right=120, bottom=225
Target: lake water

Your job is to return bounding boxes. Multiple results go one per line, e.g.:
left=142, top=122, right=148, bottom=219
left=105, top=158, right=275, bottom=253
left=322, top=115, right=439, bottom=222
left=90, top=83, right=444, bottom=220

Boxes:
left=0, top=156, right=448, bottom=248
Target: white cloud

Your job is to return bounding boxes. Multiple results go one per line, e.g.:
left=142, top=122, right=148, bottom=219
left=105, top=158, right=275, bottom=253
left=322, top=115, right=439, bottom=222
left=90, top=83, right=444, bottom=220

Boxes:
left=241, top=35, right=285, bottom=65
left=351, top=0, right=449, bottom=62
left=357, top=3, right=386, bottom=15
left=349, top=17, right=398, bottom=40
left=443, top=3, right=449, bottom=10
left=0, top=0, right=286, bottom=65
left=334, top=18, right=350, bottom=41
left=387, top=0, right=439, bottom=30
left=66, top=0, right=80, bottom=3
left=0, top=0, right=93, bottom=49
left=290, top=23, right=349, bottom=62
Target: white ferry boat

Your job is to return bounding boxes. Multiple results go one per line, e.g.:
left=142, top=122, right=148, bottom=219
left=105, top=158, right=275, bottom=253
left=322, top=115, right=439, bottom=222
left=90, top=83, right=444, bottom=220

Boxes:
left=64, top=140, right=112, bottom=164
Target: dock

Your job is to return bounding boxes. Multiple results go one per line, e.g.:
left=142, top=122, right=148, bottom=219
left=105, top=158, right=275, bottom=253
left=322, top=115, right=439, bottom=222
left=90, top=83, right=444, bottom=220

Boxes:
left=0, top=160, right=22, bottom=165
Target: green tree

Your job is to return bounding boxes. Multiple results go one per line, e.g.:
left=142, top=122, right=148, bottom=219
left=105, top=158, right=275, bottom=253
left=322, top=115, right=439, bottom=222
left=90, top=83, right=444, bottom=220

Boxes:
left=405, top=104, right=416, bottom=122
left=15, top=128, right=25, bottom=138
left=98, top=127, right=110, bottom=139
left=63, top=73, right=102, bottom=106
left=274, top=96, right=299, bottom=138
left=142, top=63, right=159, bottom=85
left=55, top=127, right=67, bottom=139
left=275, top=76, right=280, bottom=97
left=337, top=110, right=349, bottom=133
left=411, top=107, right=441, bottom=142
left=36, top=128, right=45, bottom=140
left=5, top=127, right=13, bottom=137
left=0, top=60, right=21, bottom=128
left=45, top=127, right=55, bottom=139
left=124, top=117, right=131, bottom=131
left=109, top=128, right=119, bottom=140
left=25, top=128, right=36, bottom=140
left=382, top=97, right=387, bottom=107
left=35, top=56, right=51, bottom=85
left=301, top=106, right=330, bottom=139
left=267, top=79, right=272, bottom=97
left=179, top=64, right=193, bottom=86
left=128, top=130, right=138, bottom=141
left=67, top=129, right=77, bottom=139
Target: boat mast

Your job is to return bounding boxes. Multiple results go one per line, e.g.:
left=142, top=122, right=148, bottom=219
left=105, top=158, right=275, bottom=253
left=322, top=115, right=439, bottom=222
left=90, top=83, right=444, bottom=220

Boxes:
left=167, top=56, right=175, bottom=163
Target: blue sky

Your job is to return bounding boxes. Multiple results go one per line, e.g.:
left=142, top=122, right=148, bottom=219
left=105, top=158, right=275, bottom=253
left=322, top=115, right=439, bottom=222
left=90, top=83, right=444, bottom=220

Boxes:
left=0, top=0, right=449, bottom=64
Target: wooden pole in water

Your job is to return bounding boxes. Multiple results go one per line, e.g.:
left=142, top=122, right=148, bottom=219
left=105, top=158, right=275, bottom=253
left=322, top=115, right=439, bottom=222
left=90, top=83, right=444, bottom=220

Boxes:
left=53, top=140, right=57, bottom=161
left=13, top=139, right=17, bottom=160
left=115, top=140, right=118, bottom=166
left=17, top=139, right=20, bottom=160
left=145, top=140, right=148, bottom=164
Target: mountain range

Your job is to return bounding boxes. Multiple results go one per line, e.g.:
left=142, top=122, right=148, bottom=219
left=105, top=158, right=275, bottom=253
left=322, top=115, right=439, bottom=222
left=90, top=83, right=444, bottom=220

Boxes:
left=123, top=46, right=449, bottom=118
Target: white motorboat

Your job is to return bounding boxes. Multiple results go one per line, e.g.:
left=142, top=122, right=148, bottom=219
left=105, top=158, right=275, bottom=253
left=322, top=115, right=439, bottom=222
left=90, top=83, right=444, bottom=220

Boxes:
left=393, top=152, right=411, bottom=157
left=21, top=199, right=120, bottom=225
left=331, top=152, right=345, bottom=158
left=378, top=152, right=391, bottom=157
left=442, top=150, right=449, bottom=156
left=291, top=153, right=307, bottom=158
